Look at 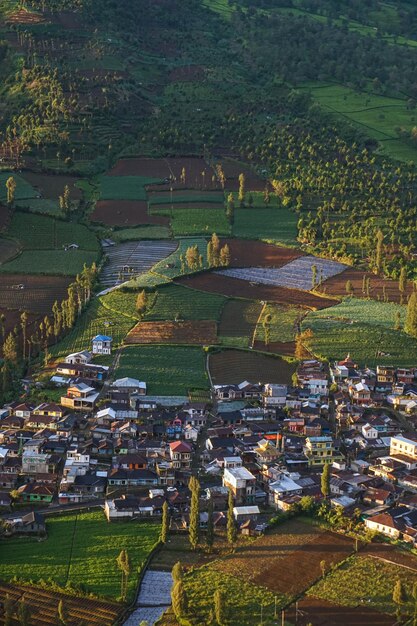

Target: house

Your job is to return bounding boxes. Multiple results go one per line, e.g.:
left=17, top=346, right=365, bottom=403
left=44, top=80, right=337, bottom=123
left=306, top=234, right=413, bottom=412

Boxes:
left=22, top=452, right=58, bottom=475
left=390, top=435, right=417, bottom=467
left=263, top=384, right=287, bottom=408
left=365, top=506, right=417, bottom=540
left=17, top=483, right=55, bottom=503
left=269, top=473, right=303, bottom=510
left=233, top=505, right=260, bottom=524
left=362, top=423, right=378, bottom=440
left=111, top=377, right=146, bottom=395
left=307, top=379, right=329, bottom=397
left=104, top=494, right=164, bottom=521
left=223, top=466, right=256, bottom=504
left=65, top=350, right=92, bottom=365
left=92, top=335, right=112, bottom=355
left=349, top=382, right=371, bottom=406
left=56, top=362, right=108, bottom=382
left=304, top=436, right=342, bottom=467
left=377, top=365, right=395, bottom=389
left=61, top=383, right=99, bottom=411
left=12, top=403, right=34, bottom=419
left=169, top=441, right=192, bottom=470
left=107, top=468, right=159, bottom=488
left=5, top=512, right=45, bottom=536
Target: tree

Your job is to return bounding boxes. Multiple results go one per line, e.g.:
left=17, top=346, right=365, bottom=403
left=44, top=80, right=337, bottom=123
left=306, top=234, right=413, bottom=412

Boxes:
left=160, top=501, right=169, bottom=543
left=321, top=462, right=330, bottom=498
left=59, top=184, right=71, bottom=218
left=211, top=233, right=220, bottom=266
left=206, top=497, right=214, bottom=550
left=399, top=266, right=407, bottom=296
left=17, top=598, right=29, bottom=626
left=20, top=311, right=28, bottom=361
left=227, top=488, right=237, bottom=545
left=393, top=578, right=407, bottom=620
left=185, top=245, right=200, bottom=271
left=214, top=589, right=226, bottom=626
left=172, top=561, right=183, bottom=584
left=57, top=599, right=68, bottom=625
left=219, top=244, right=230, bottom=267
left=375, top=229, right=384, bottom=274
left=238, top=173, right=245, bottom=204
left=171, top=580, right=188, bottom=620
left=116, top=549, right=131, bottom=600
left=6, top=176, right=16, bottom=206
left=136, top=290, right=147, bottom=315
left=320, top=560, right=326, bottom=578
left=189, top=476, right=200, bottom=550
left=3, top=332, right=18, bottom=365
left=405, top=292, right=417, bottom=338
left=345, top=280, right=354, bottom=295
left=263, top=185, right=270, bottom=205
left=226, top=192, right=234, bottom=223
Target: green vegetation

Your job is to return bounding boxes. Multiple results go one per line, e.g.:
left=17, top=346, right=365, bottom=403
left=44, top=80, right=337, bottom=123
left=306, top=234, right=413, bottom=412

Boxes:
left=218, top=299, right=262, bottom=348
left=149, top=192, right=224, bottom=206
left=152, top=237, right=208, bottom=279
left=303, top=297, right=417, bottom=367
left=0, top=510, right=160, bottom=602
left=0, top=249, right=99, bottom=276
left=232, top=202, right=298, bottom=245
left=255, top=304, right=302, bottom=344
left=146, top=284, right=226, bottom=321
left=99, top=176, right=162, bottom=201
left=115, top=345, right=209, bottom=395
left=163, top=207, right=231, bottom=236
left=309, top=555, right=417, bottom=616
left=181, top=566, right=286, bottom=626
left=112, top=225, right=171, bottom=241
left=0, top=173, right=36, bottom=202
left=7, top=213, right=98, bottom=251
left=50, top=297, right=135, bottom=358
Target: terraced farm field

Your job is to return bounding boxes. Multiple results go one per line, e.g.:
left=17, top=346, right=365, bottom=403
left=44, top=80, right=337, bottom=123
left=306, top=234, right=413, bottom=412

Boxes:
left=217, top=256, right=347, bottom=291
left=125, top=320, right=218, bottom=344
left=0, top=510, right=160, bottom=602
left=116, top=345, right=209, bottom=395
left=0, top=274, right=71, bottom=313
left=220, top=238, right=301, bottom=267
left=320, top=266, right=413, bottom=303
left=209, top=348, right=295, bottom=384
left=91, top=199, right=169, bottom=227
left=218, top=299, right=262, bottom=348
left=162, top=207, right=231, bottom=236
left=0, top=237, right=19, bottom=263
left=99, top=240, right=177, bottom=288
left=0, top=581, right=122, bottom=626
left=98, top=175, right=163, bottom=201
left=146, top=284, right=226, bottom=321
left=177, top=272, right=337, bottom=309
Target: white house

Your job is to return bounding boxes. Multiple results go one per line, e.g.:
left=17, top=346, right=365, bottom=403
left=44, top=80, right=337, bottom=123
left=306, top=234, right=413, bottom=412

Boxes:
left=65, top=350, right=92, bottom=365
left=269, top=473, right=303, bottom=509
left=92, top=335, right=113, bottom=355
left=263, top=384, right=287, bottom=407
left=307, top=379, right=328, bottom=397
left=112, top=377, right=146, bottom=395
left=362, top=423, right=378, bottom=440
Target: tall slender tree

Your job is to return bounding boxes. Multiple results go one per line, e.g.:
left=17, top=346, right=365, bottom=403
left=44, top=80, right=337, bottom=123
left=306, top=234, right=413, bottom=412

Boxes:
left=160, top=500, right=169, bottom=543
left=227, top=489, right=237, bottom=545
left=206, top=497, right=214, bottom=550
left=189, top=476, right=200, bottom=550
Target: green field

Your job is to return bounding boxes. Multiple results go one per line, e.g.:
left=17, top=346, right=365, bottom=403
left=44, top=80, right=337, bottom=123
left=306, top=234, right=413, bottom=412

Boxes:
left=309, top=555, right=417, bottom=616
left=303, top=297, right=417, bottom=367
left=115, top=345, right=209, bottom=395
left=99, top=175, right=162, bottom=201
left=113, top=225, right=171, bottom=241
left=0, top=249, right=99, bottom=276
left=149, top=191, right=224, bottom=206
left=255, top=304, right=302, bottom=344
left=0, top=511, right=160, bottom=602
left=145, top=284, right=226, bottom=321
left=180, top=566, right=286, bottom=626
left=232, top=196, right=298, bottom=245
left=6, top=212, right=99, bottom=251
left=0, top=172, right=37, bottom=202
left=50, top=297, right=136, bottom=358
left=303, top=83, right=417, bottom=162
left=161, top=207, right=231, bottom=236
left=218, top=299, right=262, bottom=348
left=151, top=237, right=209, bottom=279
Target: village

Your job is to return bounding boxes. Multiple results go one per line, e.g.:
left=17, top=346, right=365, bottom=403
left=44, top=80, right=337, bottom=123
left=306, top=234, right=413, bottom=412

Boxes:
left=1, top=331, right=417, bottom=548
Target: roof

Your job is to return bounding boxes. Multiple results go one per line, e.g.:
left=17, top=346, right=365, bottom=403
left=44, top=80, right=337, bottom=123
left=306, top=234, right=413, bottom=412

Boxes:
left=170, top=441, right=192, bottom=453
left=113, top=377, right=146, bottom=388
left=92, top=335, right=112, bottom=342
left=233, top=506, right=260, bottom=515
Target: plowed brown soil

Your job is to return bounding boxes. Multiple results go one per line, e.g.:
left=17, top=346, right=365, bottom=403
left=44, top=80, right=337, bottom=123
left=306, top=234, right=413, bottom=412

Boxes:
left=220, top=238, right=302, bottom=267
left=91, top=200, right=169, bottom=226
left=176, top=273, right=338, bottom=310
left=125, top=320, right=218, bottom=344
left=320, top=267, right=413, bottom=304
left=286, top=597, right=395, bottom=626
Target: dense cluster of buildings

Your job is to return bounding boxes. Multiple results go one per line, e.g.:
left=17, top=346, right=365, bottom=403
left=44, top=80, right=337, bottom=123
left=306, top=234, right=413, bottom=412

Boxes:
left=2, top=347, right=417, bottom=543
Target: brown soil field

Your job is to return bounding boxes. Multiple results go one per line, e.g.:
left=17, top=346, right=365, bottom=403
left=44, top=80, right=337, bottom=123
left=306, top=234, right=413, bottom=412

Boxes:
left=91, top=200, right=169, bottom=227
left=0, top=580, right=122, bottom=626
left=0, top=274, right=71, bottom=314
left=220, top=238, right=302, bottom=267
left=0, top=238, right=19, bottom=264
left=22, top=172, right=82, bottom=200
left=0, top=307, right=43, bottom=356
left=364, top=543, right=417, bottom=570
left=209, top=348, right=295, bottom=384
left=125, top=320, right=218, bottom=344
left=214, top=519, right=353, bottom=597
left=169, top=65, right=205, bottom=82
left=214, top=158, right=267, bottom=191
left=148, top=189, right=221, bottom=202
left=286, top=597, right=395, bottom=626
left=218, top=299, right=262, bottom=339
left=176, top=273, right=338, bottom=310
left=320, top=267, right=413, bottom=304
left=164, top=157, right=213, bottom=184
left=5, top=9, right=45, bottom=24
left=253, top=339, right=296, bottom=356
left=107, top=158, right=170, bottom=177
left=153, top=202, right=224, bottom=211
